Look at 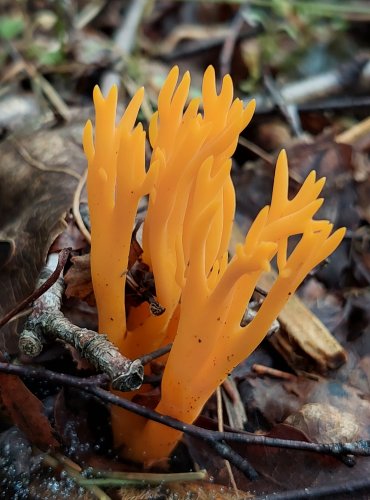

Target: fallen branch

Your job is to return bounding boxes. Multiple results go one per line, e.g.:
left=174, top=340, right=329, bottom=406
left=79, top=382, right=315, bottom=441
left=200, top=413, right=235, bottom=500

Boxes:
left=23, top=311, right=143, bottom=391
left=254, top=56, right=370, bottom=112
left=18, top=254, right=144, bottom=392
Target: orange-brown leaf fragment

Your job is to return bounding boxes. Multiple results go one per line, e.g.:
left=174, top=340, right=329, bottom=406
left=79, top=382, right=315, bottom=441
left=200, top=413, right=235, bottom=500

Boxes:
left=0, top=373, right=59, bottom=450
left=65, top=254, right=95, bottom=306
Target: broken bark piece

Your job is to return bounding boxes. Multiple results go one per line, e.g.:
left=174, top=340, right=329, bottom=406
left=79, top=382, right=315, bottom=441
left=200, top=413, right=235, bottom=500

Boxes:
left=258, top=271, right=347, bottom=372
left=32, top=311, right=144, bottom=391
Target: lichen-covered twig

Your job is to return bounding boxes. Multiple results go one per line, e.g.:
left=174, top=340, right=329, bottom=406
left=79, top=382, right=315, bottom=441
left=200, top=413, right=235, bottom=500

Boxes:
left=19, top=259, right=143, bottom=392
left=26, top=311, right=143, bottom=391
left=0, top=248, right=70, bottom=330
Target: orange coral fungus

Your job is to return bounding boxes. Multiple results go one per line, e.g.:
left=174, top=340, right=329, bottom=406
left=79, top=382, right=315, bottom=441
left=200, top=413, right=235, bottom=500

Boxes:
left=83, top=85, right=158, bottom=350
left=83, top=67, right=345, bottom=463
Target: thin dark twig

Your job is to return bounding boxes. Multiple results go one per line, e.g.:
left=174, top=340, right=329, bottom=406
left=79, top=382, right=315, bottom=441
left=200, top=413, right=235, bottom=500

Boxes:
left=58, top=388, right=370, bottom=460
left=142, top=374, right=162, bottom=385
left=254, top=477, right=370, bottom=500
left=139, top=343, right=172, bottom=365
left=254, top=285, right=268, bottom=297
left=263, top=73, right=303, bottom=137
left=0, top=361, right=369, bottom=481
left=82, top=373, right=110, bottom=387
left=209, top=439, right=258, bottom=480
left=0, top=248, right=71, bottom=329
left=0, top=362, right=107, bottom=388
left=238, top=136, right=274, bottom=165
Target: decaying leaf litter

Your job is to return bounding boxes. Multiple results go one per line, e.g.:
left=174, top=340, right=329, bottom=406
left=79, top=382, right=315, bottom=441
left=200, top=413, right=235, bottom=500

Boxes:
left=1, top=1, right=370, bottom=498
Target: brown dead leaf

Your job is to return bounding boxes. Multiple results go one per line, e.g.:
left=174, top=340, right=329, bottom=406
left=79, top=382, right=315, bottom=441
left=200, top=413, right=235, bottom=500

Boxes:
left=285, top=403, right=360, bottom=444
left=239, top=375, right=304, bottom=430
left=0, top=122, right=86, bottom=352
left=235, top=134, right=359, bottom=291
left=54, top=387, right=111, bottom=457
left=187, top=414, right=370, bottom=496
left=64, top=221, right=144, bottom=306
left=64, top=344, right=93, bottom=370
left=65, top=230, right=159, bottom=315
left=350, top=226, right=370, bottom=284
left=65, top=254, right=95, bottom=306
left=0, top=373, right=59, bottom=450
left=286, top=137, right=359, bottom=232
left=239, top=373, right=370, bottom=438
left=50, top=216, right=88, bottom=253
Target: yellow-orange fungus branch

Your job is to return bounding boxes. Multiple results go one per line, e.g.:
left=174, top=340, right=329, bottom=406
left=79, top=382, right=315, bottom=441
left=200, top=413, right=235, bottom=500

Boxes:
left=83, top=85, right=158, bottom=350
left=84, top=67, right=345, bottom=463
